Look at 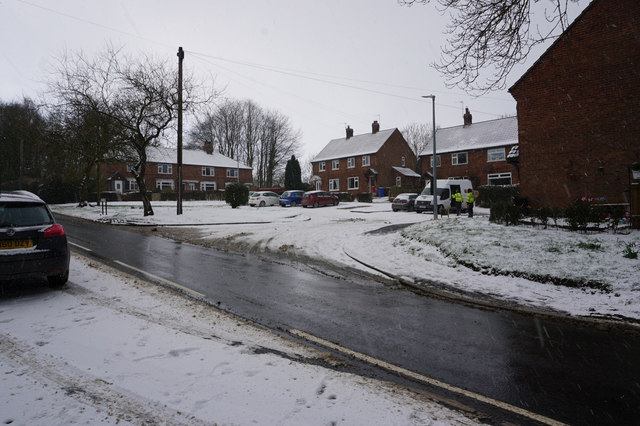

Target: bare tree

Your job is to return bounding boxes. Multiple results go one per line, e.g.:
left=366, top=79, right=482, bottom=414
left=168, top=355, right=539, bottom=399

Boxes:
left=256, top=110, right=301, bottom=188
left=190, top=99, right=299, bottom=188
left=47, top=44, right=207, bottom=216
left=399, top=0, right=580, bottom=94
left=401, top=122, right=431, bottom=172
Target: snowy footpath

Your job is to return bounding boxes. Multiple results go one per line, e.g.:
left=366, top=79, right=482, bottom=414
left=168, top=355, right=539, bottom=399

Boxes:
left=1, top=254, right=478, bottom=426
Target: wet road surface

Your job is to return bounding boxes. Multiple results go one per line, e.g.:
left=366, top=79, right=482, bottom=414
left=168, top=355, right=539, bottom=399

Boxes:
left=59, top=216, right=640, bottom=425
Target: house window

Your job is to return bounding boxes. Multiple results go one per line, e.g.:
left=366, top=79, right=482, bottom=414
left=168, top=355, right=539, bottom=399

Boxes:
left=156, top=179, right=174, bottom=190
left=488, top=172, right=512, bottom=185
left=401, top=156, right=406, bottom=167
left=184, top=182, right=196, bottom=191
left=200, top=182, right=217, bottom=191
left=488, top=148, right=506, bottom=162
left=319, top=162, right=326, bottom=172
left=451, top=152, right=468, bottom=165
left=202, top=166, right=215, bottom=176
left=396, top=176, right=402, bottom=187
left=226, top=168, right=238, bottom=178
left=347, top=157, right=355, bottom=168
left=332, top=159, right=340, bottom=170
left=429, top=155, right=441, bottom=168
left=329, top=179, right=339, bottom=191
left=127, top=179, right=138, bottom=192
left=348, top=177, right=359, bottom=190
left=362, top=155, right=370, bottom=167
left=158, top=163, right=172, bottom=174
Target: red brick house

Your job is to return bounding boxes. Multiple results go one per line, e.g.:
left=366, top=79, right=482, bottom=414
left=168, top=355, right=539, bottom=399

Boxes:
left=102, top=144, right=252, bottom=195
left=419, top=113, right=519, bottom=189
left=311, top=121, right=418, bottom=195
left=508, top=0, right=640, bottom=209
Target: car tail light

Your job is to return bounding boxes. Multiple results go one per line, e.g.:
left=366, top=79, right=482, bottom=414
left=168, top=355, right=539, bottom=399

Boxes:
left=43, top=223, right=66, bottom=238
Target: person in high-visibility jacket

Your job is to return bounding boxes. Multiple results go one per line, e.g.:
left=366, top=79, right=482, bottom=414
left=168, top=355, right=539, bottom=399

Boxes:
left=466, top=189, right=475, bottom=218
left=452, top=189, right=463, bottom=216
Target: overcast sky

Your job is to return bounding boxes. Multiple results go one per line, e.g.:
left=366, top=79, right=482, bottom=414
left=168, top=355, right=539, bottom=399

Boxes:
left=1, top=0, right=588, bottom=160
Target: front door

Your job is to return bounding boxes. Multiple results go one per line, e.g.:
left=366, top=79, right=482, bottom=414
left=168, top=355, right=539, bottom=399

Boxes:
left=114, top=180, right=123, bottom=194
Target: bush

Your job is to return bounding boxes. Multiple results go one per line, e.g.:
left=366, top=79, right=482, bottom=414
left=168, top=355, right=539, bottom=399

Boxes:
left=477, top=185, right=520, bottom=208
left=37, top=180, right=77, bottom=204
left=564, top=200, right=591, bottom=232
left=356, top=192, right=372, bottom=203
left=534, top=206, right=553, bottom=229
left=490, top=201, right=524, bottom=226
left=224, top=183, right=249, bottom=208
left=388, top=185, right=421, bottom=200
left=337, top=192, right=354, bottom=202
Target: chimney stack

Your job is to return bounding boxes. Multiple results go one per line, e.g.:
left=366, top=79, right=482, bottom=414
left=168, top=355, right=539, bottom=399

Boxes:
left=346, top=125, right=354, bottom=139
left=204, top=140, right=213, bottom=154
left=463, top=108, right=472, bottom=126
left=372, top=120, right=380, bottom=134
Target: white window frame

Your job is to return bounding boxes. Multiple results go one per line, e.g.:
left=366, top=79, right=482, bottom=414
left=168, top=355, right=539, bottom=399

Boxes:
left=332, top=159, right=340, bottom=170
left=202, top=166, right=215, bottom=176
left=487, top=172, right=512, bottom=185
left=127, top=178, right=138, bottom=192
left=319, top=162, right=326, bottom=172
left=226, top=168, right=238, bottom=178
left=487, top=148, right=506, bottom=162
left=396, top=176, right=402, bottom=187
left=429, top=155, right=441, bottom=168
left=200, top=182, right=217, bottom=191
left=329, top=179, right=340, bottom=191
left=347, top=157, right=355, bottom=168
left=158, top=163, right=173, bottom=174
left=347, top=177, right=359, bottom=190
left=362, top=155, right=370, bottom=167
left=451, top=152, right=468, bottom=165
left=156, top=179, right=174, bottom=190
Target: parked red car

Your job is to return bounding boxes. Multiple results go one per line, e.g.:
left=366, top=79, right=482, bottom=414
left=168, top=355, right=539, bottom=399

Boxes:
left=301, top=191, right=339, bottom=208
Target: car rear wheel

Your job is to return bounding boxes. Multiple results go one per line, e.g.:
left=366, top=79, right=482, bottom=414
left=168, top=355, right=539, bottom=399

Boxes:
left=259, top=201, right=266, bottom=207
left=290, top=201, right=297, bottom=207
left=333, top=200, right=338, bottom=206
left=313, top=201, right=319, bottom=208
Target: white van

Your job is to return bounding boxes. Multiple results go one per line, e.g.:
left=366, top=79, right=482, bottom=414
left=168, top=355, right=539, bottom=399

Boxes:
left=414, top=179, right=473, bottom=214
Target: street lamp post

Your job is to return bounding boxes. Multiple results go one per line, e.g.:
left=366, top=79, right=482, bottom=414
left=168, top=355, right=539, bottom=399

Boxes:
left=422, top=95, right=437, bottom=219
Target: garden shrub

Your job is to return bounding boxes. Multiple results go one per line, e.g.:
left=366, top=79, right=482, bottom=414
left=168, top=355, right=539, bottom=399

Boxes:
left=224, top=183, right=249, bottom=208
left=356, top=192, right=372, bottom=203
left=477, top=184, right=519, bottom=208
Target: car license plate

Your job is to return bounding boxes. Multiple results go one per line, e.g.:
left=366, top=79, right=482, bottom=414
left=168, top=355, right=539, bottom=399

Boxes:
left=0, top=239, right=34, bottom=249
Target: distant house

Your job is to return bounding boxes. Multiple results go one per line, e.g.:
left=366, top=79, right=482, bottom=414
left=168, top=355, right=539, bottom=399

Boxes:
left=102, top=142, right=253, bottom=195
left=311, top=121, right=418, bottom=195
left=508, top=0, right=640, bottom=209
left=419, top=112, right=519, bottom=188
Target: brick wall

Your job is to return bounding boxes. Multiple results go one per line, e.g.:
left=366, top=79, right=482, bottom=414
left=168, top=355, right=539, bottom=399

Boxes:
left=509, top=0, right=640, bottom=209
left=420, top=146, right=519, bottom=189
left=102, top=162, right=253, bottom=192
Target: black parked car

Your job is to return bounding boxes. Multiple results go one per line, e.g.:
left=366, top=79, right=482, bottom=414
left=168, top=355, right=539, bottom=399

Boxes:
left=0, top=191, right=70, bottom=288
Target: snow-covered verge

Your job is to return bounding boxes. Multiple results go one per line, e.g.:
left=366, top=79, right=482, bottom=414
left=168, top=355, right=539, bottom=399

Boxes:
left=50, top=200, right=640, bottom=323
left=1, top=254, right=478, bottom=426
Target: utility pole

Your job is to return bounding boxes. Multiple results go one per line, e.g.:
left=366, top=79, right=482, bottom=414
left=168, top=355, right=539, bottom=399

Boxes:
left=177, top=47, right=184, bottom=215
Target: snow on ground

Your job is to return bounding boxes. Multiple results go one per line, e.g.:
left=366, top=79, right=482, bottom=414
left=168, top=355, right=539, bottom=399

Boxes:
left=51, top=199, right=640, bottom=323
left=1, top=254, right=478, bottom=426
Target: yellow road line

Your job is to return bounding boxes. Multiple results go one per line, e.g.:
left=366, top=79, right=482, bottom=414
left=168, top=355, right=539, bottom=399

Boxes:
left=290, top=328, right=567, bottom=426
left=113, top=260, right=205, bottom=299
